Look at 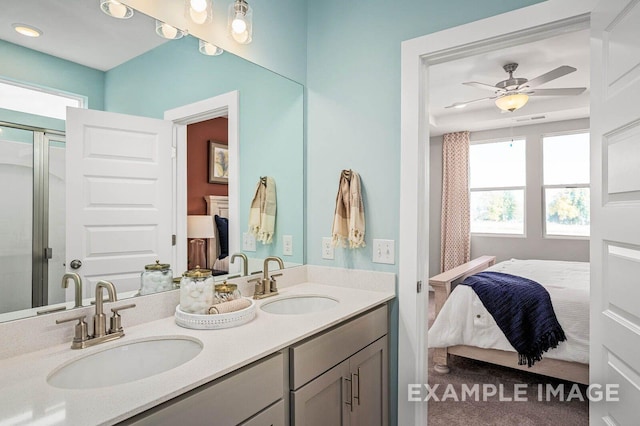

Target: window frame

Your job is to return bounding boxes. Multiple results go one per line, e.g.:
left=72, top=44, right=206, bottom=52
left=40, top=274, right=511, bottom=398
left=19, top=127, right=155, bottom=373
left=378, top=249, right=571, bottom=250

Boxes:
left=469, top=138, right=527, bottom=237
left=0, top=76, right=87, bottom=120
left=541, top=130, right=590, bottom=239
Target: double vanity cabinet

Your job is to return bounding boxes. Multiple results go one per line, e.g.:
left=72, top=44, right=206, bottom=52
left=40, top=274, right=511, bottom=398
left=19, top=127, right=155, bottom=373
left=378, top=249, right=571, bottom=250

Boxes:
left=121, top=304, right=389, bottom=426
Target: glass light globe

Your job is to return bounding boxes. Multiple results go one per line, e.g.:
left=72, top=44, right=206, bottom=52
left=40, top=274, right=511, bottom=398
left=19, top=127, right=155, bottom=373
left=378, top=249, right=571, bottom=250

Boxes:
left=231, top=30, right=250, bottom=44
left=190, top=8, right=208, bottom=24
left=100, top=0, right=133, bottom=19
left=155, top=21, right=185, bottom=40
left=199, top=40, right=223, bottom=56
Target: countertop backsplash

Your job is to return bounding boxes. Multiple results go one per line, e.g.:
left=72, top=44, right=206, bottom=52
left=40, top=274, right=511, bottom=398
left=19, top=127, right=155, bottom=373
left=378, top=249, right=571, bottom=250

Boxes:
left=0, top=265, right=394, bottom=360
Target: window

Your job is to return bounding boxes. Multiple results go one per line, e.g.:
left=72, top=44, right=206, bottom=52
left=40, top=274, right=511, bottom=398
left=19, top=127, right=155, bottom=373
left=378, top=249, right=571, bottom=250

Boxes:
left=543, top=132, right=590, bottom=237
left=470, top=139, right=526, bottom=235
left=0, top=78, right=84, bottom=120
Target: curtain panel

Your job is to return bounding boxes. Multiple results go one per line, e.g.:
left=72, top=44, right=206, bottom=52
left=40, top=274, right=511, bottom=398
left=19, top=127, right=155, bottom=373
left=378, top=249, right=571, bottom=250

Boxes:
left=440, top=131, right=470, bottom=272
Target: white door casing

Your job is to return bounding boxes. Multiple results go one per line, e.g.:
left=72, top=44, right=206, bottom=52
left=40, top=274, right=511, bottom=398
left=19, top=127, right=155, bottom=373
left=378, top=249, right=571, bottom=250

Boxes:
left=164, top=91, right=239, bottom=275
left=400, top=1, right=597, bottom=424
left=590, top=0, right=640, bottom=423
left=66, top=108, right=173, bottom=298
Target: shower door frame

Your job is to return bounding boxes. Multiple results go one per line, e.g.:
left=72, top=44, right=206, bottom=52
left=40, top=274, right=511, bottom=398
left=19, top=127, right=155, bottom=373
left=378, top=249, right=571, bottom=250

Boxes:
left=1, top=120, right=65, bottom=308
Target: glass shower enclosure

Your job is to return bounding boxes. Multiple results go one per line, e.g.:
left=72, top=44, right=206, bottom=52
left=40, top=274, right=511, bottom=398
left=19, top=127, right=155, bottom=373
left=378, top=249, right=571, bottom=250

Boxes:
left=0, top=122, right=65, bottom=314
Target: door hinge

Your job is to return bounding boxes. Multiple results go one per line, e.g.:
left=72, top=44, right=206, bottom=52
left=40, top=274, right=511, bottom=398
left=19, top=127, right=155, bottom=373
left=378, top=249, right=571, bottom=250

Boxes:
left=44, top=247, right=53, bottom=260
left=172, top=234, right=176, bottom=246
left=171, top=147, right=177, bottom=158
left=417, top=280, right=423, bottom=293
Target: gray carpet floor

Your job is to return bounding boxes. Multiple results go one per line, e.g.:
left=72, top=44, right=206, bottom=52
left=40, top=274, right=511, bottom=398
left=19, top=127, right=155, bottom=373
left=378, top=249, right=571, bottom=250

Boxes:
left=427, top=293, right=589, bottom=426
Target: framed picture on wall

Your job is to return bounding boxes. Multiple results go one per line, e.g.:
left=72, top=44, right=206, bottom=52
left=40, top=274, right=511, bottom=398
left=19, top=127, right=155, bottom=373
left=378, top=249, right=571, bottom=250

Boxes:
left=209, top=140, right=229, bottom=184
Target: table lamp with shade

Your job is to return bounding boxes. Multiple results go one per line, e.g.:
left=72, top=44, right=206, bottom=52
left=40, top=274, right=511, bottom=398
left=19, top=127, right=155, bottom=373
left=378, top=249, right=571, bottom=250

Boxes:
left=187, top=215, right=215, bottom=269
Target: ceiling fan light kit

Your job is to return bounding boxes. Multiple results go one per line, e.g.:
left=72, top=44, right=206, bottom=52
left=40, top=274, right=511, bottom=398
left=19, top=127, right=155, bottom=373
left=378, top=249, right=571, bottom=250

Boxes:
left=495, top=93, right=529, bottom=112
left=445, top=62, right=586, bottom=113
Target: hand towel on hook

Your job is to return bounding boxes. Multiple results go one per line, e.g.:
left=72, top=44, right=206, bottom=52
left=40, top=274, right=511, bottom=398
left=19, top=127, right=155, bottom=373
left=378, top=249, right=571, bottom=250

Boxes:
left=331, top=169, right=365, bottom=248
left=248, top=176, right=276, bottom=244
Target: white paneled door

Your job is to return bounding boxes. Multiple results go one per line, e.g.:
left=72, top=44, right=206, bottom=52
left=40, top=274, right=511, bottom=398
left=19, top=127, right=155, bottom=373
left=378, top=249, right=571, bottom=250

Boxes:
left=66, top=108, right=173, bottom=299
left=590, top=0, right=640, bottom=423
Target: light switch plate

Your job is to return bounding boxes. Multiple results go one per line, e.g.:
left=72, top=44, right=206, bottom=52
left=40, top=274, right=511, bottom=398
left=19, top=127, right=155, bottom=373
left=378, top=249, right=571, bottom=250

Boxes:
left=322, top=237, right=334, bottom=260
left=283, top=235, right=293, bottom=256
left=372, top=239, right=395, bottom=264
left=243, top=232, right=256, bottom=252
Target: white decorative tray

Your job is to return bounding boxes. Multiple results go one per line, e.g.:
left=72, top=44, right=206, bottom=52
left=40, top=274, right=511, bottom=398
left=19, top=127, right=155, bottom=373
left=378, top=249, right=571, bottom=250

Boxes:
left=174, top=298, right=257, bottom=330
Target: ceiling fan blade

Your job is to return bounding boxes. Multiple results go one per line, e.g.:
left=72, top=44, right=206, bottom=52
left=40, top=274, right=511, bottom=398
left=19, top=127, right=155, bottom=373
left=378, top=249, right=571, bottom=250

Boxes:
left=528, top=88, right=586, bottom=96
left=462, top=81, right=504, bottom=92
left=523, top=65, right=577, bottom=88
left=444, top=96, right=497, bottom=109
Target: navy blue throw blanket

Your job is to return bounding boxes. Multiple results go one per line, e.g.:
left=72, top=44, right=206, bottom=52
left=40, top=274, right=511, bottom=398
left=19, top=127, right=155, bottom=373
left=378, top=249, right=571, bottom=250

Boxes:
left=461, top=271, right=566, bottom=367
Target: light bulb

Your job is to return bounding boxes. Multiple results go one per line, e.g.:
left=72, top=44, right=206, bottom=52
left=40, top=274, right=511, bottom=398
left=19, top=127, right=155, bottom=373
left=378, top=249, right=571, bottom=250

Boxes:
left=231, top=15, right=247, bottom=33
left=108, top=1, right=127, bottom=18
left=190, top=0, right=208, bottom=13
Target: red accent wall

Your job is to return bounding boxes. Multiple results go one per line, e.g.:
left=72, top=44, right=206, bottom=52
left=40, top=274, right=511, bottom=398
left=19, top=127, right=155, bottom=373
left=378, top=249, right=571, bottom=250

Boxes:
left=187, top=117, right=228, bottom=215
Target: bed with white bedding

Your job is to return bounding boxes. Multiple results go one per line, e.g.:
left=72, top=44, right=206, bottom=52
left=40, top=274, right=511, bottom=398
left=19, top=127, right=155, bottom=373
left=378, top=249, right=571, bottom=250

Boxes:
left=428, top=256, right=590, bottom=384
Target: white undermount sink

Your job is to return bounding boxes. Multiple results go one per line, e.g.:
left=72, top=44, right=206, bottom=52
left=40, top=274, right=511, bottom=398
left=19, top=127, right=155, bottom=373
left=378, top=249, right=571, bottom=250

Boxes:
left=47, top=336, right=203, bottom=389
left=260, top=295, right=339, bottom=315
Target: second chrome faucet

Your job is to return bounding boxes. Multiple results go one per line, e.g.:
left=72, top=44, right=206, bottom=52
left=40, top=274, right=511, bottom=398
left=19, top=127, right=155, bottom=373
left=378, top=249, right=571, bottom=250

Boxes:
left=249, top=256, right=284, bottom=299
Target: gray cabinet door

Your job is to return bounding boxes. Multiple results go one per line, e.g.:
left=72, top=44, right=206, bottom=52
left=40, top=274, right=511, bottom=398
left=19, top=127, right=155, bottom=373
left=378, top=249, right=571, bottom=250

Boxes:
left=349, top=336, right=388, bottom=426
left=291, top=359, right=351, bottom=426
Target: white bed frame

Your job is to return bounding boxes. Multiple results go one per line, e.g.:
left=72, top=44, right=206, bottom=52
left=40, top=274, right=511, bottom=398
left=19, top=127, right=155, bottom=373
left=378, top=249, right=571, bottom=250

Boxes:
left=429, top=255, right=589, bottom=385
left=205, top=195, right=229, bottom=269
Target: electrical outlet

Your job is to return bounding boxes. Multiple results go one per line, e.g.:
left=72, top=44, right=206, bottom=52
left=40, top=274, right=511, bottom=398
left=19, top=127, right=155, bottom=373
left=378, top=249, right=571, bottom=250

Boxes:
left=243, top=232, right=256, bottom=252
left=372, top=239, right=395, bottom=264
left=283, top=235, right=293, bottom=256
left=322, top=237, right=334, bottom=260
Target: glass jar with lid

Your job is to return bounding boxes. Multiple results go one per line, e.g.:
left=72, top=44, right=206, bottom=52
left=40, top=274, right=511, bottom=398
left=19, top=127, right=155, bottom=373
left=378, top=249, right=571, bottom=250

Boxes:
left=213, top=282, right=242, bottom=305
left=179, top=266, right=215, bottom=314
left=140, top=260, right=173, bottom=295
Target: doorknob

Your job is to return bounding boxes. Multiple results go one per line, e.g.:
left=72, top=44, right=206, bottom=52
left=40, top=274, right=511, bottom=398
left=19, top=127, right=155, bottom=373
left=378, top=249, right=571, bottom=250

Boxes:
left=70, top=259, right=82, bottom=269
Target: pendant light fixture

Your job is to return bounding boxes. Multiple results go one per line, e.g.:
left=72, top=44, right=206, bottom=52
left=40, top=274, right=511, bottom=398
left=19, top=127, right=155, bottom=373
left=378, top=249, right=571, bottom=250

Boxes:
left=155, top=20, right=186, bottom=40
left=199, top=40, right=224, bottom=56
left=228, top=0, right=253, bottom=44
left=100, top=0, right=134, bottom=19
left=495, top=93, right=529, bottom=112
left=185, top=0, right=213, bottom=25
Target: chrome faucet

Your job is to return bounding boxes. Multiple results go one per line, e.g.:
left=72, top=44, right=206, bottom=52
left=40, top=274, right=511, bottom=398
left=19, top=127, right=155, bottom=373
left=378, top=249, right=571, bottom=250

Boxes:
left=249, top=256, right=284, bottom=299
left=56, top=280, right=135, bottom=349
left=93, top=280, right=117, bottom=338
left=230, top=252, right=248, bottom=276
left=61, top=273, right=83, bottom=308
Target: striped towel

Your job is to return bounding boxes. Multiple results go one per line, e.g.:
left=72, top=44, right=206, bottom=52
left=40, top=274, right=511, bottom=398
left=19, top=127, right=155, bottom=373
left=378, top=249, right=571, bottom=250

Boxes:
left=248, top=176, right=276, bottom=244
left=331, top=170, right=365, bottom=248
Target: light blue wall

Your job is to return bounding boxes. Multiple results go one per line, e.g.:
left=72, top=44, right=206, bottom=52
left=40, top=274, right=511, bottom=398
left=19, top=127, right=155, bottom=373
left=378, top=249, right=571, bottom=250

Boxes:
left=304, top=1, right=544, bottom=423
left=105, top=37, right=304, bottom=264
left=0, top=39, right=105, bottom=131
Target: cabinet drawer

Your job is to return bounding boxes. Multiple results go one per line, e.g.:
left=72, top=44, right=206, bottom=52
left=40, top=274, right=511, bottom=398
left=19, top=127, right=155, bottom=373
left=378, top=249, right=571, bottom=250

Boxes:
left=122, top=352, right=284, bottom=426
left=290, top=304, right=388, bottom=390
left=240, top=400, right=285, bottom=426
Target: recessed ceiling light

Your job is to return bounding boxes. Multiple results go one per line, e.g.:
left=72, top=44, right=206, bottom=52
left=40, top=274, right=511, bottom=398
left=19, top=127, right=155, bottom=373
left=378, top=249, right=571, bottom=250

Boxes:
left=13, top=23, right=42, bottom=38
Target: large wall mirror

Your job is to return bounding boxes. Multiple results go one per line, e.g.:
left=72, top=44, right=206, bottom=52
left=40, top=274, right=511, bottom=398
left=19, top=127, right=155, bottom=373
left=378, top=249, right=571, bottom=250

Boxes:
left=0, top=0, right=304, bottom=322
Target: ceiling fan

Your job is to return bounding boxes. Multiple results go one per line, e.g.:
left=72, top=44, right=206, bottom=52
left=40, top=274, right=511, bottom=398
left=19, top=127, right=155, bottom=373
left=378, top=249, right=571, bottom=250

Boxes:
left=445, top=63, right=586, bottom=112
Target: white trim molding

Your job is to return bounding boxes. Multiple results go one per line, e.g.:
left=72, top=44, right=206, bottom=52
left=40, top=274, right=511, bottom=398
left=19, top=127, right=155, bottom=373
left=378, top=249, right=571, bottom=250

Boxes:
left=399, top=1, right=597, bottom=424
left=164, top=91, right=240, bottom=274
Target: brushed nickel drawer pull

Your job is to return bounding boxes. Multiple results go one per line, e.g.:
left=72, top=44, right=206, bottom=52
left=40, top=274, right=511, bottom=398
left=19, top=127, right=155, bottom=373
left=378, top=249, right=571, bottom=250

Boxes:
left=342, top=376, right=353, bottom=411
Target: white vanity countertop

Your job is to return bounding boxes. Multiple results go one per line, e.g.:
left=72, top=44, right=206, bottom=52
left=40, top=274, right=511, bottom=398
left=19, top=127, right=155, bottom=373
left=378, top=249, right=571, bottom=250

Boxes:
left=0, top=282, right=394, bottom=426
